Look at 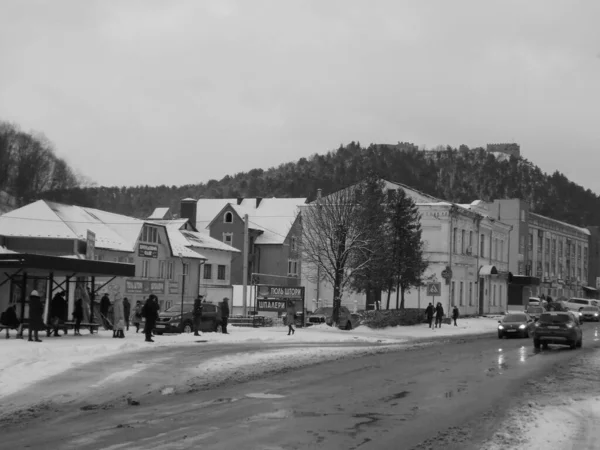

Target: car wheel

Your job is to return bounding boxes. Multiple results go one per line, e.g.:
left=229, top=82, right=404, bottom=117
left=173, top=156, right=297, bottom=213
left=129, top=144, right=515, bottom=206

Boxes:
left=534, top=339, right=540, bottom=349
left=542, top=342, right=549, bottom=349
left=524, top=331, right=529, bottom=338
left=577, top=339, right=583, bottom=348
left=183, top=323, right=193, bottom=334
left=345, top=321, right=352, bottom=331
left=155, top=331, right=163, bottom=335
left=569, top=340, right=577, bottom=349
left=498, top=333, right=503, bottom=339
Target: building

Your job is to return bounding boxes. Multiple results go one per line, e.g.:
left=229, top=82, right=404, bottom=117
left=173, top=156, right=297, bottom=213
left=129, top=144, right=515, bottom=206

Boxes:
left=484, top=199, right=591, bottom=305
left=486, top=143, right=521, bottom=158
left=179, top=197, right=306, bottom=288
left=0, top=200, right=236, bottom=312
left=303, top=180, right=512, bottom=315
left=585, top=226, right=600, bottom=298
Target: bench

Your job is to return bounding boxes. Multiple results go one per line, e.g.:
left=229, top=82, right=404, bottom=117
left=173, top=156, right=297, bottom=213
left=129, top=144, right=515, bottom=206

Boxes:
left=47, top=321, right=100, bottom=335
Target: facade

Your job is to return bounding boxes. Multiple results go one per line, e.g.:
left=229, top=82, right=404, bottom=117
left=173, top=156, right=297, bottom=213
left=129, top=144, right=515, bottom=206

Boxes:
left=302, top=181, right=512, bottom=315
left=586, top=226, right=600, bottom=298
left=485, top=199, right=591, bottom=305
left=180, top=197, right=306, bottom=288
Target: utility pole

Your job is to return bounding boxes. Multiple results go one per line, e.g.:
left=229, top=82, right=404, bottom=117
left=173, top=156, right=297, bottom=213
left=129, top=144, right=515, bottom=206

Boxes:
left=242, top=214, right=249, bottom=316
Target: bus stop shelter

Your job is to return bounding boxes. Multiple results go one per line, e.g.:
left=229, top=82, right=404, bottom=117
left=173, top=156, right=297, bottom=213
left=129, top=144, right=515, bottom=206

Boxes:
left=0, top=253, right=135, bottom=333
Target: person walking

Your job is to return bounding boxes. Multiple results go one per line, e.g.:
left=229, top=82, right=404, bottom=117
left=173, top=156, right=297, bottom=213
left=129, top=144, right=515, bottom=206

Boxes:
left=142, top=295, right=160, bottom=342
left=452, top=305, right=459, bottom=327
left=50, top=291, right=67, bottom=337
left=123, top=297, right=131, bottom=331
left=72, top=298, right=84, bottom=335
left=425, top=303, right=435, bottom=329
left=28, top=290, right=44, bottom=342
left=285, top=300, right=296, bottom=336
left=220, top=297, right=230, bottom=334
left=100, top=293, right=111, bottom=330
left=435, top=302, right=445, bottom=328
left=193, top=295, right=204, bottom=336
left=132, top=300, right=143, bottom=333
left=0, top=304, right=20, bottom=339
left=113, top=295, right=125, bottom=338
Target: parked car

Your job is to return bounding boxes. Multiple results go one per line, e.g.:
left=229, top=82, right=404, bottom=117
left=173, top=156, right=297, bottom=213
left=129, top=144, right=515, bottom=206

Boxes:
left=532, top=312, right=583, bottom=350
left=563, top=297, right=600, bottom=312
left=154, top=302, right=221, bottom=334
left=307, top=306, right=361, bottom=330
left=579, top=306, right=600, bottom=322
left=498, top=313, right=536, bottom=339
left=525, top=305, right=545, bottom=321
left=527, top=297, right=548, bottom=309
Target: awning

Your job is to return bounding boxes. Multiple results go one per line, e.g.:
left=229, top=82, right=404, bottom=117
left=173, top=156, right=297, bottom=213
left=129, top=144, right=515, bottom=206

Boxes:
left=510, top=275, right=541, bottom=286
left=583, top=286, right=598, bottom=292
left=479, top=265, right=498, bottom=276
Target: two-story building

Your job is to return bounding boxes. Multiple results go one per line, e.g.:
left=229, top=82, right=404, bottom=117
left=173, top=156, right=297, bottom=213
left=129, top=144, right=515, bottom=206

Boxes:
left=179, top=197, right=306, bottom=289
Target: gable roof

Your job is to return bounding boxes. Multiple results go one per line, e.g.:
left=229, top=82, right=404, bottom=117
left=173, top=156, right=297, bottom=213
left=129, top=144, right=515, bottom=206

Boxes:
left=197, top=197, right=306, bottom=245
left=148, top=207, right=171, bottom=220
left=149, top=218, right=238, bottom=254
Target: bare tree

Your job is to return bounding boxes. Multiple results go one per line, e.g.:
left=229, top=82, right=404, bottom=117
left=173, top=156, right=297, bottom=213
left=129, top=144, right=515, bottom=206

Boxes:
left=300, top=177, right=387, bottom=325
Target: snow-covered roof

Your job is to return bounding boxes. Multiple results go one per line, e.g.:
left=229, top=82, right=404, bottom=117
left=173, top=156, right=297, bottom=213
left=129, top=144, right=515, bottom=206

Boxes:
left=150, top=218, right=239, bottom=253
left=383, top=180, right=444, bottom=203
left=147, top=207, right=171, bottom=220
left=197, top=197, right=306, bottom=245
left=137, top=219, right=206, bottom=260
left=530, top=212, right=590, bottom=236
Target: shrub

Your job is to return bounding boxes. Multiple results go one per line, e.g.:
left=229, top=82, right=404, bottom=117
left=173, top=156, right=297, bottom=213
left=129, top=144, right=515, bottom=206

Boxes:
left=360, top=309, right=425, bottom=329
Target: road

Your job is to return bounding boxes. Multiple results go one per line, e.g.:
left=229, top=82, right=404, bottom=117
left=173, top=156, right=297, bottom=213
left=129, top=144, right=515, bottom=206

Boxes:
left=1, top=324, right=599, bottom=450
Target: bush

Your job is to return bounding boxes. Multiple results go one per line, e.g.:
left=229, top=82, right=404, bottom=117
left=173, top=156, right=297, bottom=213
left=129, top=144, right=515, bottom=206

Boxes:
left=360, top=308, right=425, bottom=329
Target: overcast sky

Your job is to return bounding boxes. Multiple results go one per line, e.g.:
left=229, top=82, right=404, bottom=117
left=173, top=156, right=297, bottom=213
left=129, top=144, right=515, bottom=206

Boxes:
left=1, top=0, right=599, bottom=192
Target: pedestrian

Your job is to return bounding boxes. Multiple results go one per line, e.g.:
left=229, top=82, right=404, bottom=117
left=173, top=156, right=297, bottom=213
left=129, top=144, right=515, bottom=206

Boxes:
left=142, top=295, right=160, bottom=342
left=0, top=304, right=20, bottom=339
left=50, top=291, right=67, bottom=337
left=215, top=301, right=223, bottom=332
left=132, top=300, right=143, bottom=333
left=123, top=297, right=131, bottom=331
left=285, top=300, right=296, bottom=336
left=72, top=298, right=83, bottom=335
left=220, top=297, right=230, bottom=334
left=100, top=293, right=111, bottom=330
left=435, top=302, right=444, bottom=328
left=193, top=295, right=204, bottom=336
left=28, top=290, right=44, bottom=342
left=113, top=295, right=125, bottom=339
left=452, top=305, right=459, bottom=326
left=425, top=302, right=434, bottom=329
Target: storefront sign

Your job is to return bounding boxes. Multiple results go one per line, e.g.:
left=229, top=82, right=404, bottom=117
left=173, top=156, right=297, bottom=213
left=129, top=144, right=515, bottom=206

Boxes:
left=257, top=299, right=288, bottom=311
left=138, top=243, right=158, bottom=258
left=169, top=281, right=179, bottom=294
left=125, top=279, right=165, bottom=295
left=257, top=285, right=305, bottom=299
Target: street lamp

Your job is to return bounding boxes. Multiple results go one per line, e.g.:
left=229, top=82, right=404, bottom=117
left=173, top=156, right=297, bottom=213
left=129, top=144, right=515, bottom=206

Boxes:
left=178, top=253, right=185, bottom=333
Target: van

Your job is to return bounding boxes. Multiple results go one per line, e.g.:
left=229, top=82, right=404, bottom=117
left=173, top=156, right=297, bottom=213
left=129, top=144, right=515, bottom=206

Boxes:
left=564, top=298, right=600, bottom=312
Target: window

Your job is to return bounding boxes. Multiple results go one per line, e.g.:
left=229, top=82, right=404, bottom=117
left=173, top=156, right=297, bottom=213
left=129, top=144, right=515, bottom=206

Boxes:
left=451, top=281, right=455, bottom=304
left=287, top=259, right=299, bottom=276
left=142, top=260, right=149, bottom=278
left=559, top=241, right=563, bottom=257
left=183, top=263, right=189, bottom=276
left=521, top=210, right=526, bottom=222
left=545, top=238, right=550, bottom=255
left=204, top=264, right=212, bottom=280
left=519, top=235, right=525, bottom=254
left=544, top=262, right=549, bottom=278
left=528, top=233, right=533, bottom=252
left=500, top=241, right=504, bottom=262
left=499, top=285, right=503, bottom=307
left=291, top=236, right=297, bottom=252
left=217, top=265, right=226, bottom=280
left=493, top=285, right=496, bottom=306
left=224, top=212, right=233, bottom=223
left=459, top=281, right=464, bottom=306
left=468, top=231, right=473, bottom=254
left=167, top=261, right=174, bottom=280
left=159, top=260, right=166, bottom=278
left=469, top=282, right=473, bottom=306
left=142, top=226, right=159, bottom=243
left=453, top=228, right=458, bottom=253
left=223, top=233, right=233, bottom=246
left=461, top=230, right=465, bottom=254
left=494, top=239, right=498, bottom=260
left=480, top=234, right=485, bottom=258
left=518, top=261, right=524, bottom=275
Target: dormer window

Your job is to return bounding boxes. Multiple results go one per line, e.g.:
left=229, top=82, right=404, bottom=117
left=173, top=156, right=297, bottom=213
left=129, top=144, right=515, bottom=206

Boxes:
left=142, top=225, right=160, bottom=243
left=224, top=212, right=233, bottom=223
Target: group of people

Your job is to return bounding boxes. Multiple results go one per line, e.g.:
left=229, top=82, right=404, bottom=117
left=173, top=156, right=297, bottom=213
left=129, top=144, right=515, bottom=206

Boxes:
left=425, top=302, right=460, bottom=329
left=192, top=295, right=230, bottom=336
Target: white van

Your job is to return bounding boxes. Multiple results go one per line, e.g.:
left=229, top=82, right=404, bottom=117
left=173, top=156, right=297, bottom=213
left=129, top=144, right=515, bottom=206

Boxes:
left=564, top=298, right=600, bottom=311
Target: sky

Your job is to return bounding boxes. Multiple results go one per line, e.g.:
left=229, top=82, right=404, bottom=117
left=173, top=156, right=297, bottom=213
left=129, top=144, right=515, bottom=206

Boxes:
left=1, top=0, right=599, bottom=191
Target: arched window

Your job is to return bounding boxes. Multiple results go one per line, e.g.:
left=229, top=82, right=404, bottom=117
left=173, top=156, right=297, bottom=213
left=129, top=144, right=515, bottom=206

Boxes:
left=224, top=212, right=233, bottom=223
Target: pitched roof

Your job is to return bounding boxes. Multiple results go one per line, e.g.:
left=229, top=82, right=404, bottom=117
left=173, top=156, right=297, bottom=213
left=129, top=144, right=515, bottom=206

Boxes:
left=148, top=207, right=171, bottom=220
left=196, top=197, right=306, bottom=245
left=150, top=218, right=239, bottom=253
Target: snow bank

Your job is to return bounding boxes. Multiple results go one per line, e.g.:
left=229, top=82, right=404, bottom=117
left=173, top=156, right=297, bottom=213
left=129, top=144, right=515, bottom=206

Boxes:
left=0, top=318, right=497, bottom=399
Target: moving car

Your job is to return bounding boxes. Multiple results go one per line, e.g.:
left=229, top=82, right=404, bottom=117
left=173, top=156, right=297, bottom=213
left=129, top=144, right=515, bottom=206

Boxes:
left=154, top=302, right=222, bottom=334
left=532, top=312, right=583, bottom=350
left=498, top=313, right=536, bottom=339
left=307, top=306, right=361, bottom=330
left=563, top=298, right=600, bottom=312
left=579, top=306, right=600, bottom=322
left=525, top=305, right=545, bottom=321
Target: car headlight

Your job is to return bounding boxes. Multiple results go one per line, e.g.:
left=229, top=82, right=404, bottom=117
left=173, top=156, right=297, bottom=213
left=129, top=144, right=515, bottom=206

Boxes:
left=170, top=315, right=182, bottom=321
left=566, top=323, right=574, bottom=329
left=595, top=313, right=598, bottom=317
left=519, top=324, right=526, bottom=329
left=498, top=325, right=504, bottom=330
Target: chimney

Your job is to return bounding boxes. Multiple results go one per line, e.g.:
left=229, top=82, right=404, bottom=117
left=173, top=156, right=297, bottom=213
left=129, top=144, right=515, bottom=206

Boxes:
left=180, top=198, right=197, bottom=230
left=256, top=197, right=263, bottom=208
left=317, top=189, right=322, bottom=199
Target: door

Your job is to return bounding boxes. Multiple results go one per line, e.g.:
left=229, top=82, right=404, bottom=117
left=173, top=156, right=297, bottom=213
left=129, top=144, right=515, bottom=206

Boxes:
left=479, top=278, right=485, bottom=315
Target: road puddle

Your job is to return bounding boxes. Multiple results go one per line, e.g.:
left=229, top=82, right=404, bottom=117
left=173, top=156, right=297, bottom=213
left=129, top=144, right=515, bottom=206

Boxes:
left=246, top=393, right=286, bottom=399
left=245, top=409, right=290, bottom=422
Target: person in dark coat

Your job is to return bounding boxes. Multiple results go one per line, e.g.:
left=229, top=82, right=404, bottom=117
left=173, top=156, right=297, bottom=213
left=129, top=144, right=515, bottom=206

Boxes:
left=452, top=305, right=459, bottom=326
left=425, top=303, right=435, bottom=329
left=100, top=293, right=111, bottom=330
left=193, top=295, right=204, bottom=336
left=50, top=291, right=67, bottom=337
left=435, top=302, right=444, bottom=328
left=142, top=295, right=160, bottom=342
left=28, top=290, right=44, bottom=342
left=123, top=297, right=131, bottom=331
left=220, top=297, right=230, bottom=334
left=1, top=304, right=20, bottom=339
left=285, top=300, right=296, bottom=336
left=72, top=298, right=84, bottom=335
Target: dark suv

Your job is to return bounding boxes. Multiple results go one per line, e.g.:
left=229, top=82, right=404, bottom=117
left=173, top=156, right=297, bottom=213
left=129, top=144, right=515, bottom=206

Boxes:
left=154, top=302, right=222, bottom=334
left=533, top=312, right=583, bottom=350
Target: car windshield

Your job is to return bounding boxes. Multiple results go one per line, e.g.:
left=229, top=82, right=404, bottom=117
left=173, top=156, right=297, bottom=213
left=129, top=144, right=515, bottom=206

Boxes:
left=504, top=314, right=527, bottom=322
left=539, top=313, right=571, bottom=323
left=164, top=304, right=194, bottom=313
left=526, top=307, right=543, bottom=313
left=313, top=308, right=333, bottom=315
left=581, top=307, right=597, bottom=312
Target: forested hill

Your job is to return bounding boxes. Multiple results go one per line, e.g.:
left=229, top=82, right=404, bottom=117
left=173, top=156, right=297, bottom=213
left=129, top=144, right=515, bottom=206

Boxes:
left=39, top=142, right=600, bottom=227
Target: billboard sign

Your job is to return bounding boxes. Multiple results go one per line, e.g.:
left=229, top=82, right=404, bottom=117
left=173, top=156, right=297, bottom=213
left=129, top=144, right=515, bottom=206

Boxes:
left=125, top=279, right=165, bottom=295
left=138, top=243, right=158, bottom=258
